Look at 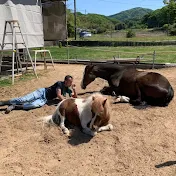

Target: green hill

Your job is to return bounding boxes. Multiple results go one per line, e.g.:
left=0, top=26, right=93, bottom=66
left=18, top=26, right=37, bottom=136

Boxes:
left=78, top=13, right=116, bottom=30
left=67, top=7, right=153, bottom=36
left=67, top=10, right=119, bottom=36
left=109, top=7, right=153, bottom=22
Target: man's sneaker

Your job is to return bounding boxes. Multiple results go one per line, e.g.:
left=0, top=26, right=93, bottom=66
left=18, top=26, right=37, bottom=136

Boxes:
left=5, top=105, right=15, bottom=114
left=0, top=101, right=5, bottom=106
left=0, top=101, right=10, bottom=106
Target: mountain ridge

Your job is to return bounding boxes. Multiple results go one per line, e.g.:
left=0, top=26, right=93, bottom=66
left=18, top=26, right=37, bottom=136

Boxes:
left=108, top=7, right=153, bottom=22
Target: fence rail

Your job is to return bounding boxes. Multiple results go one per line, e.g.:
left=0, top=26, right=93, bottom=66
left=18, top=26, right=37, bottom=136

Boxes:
left=49, top=40, right=176, bottom=47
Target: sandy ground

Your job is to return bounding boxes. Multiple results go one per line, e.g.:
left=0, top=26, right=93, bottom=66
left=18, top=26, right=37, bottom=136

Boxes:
left=0, top=64, right=176, bottom=176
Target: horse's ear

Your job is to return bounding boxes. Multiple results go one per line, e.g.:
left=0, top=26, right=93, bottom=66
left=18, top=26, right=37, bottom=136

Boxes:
left=103, top=99, right=107, bottom=106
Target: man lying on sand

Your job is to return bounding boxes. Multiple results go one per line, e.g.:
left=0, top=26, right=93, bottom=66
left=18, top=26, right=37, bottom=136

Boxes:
left=0, top=75, right=77, bottom=114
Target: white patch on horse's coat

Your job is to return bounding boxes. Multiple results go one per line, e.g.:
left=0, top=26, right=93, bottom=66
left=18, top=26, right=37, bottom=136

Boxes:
left=114, top=95, right=130, bottom=103
left=43, top=115, right=53, bottom=125
left=97, top=124, right=113, bottom=132
left=75, top=98, right=88, bottom=116
left=42, top=93, right=113, bottom=137
left=75, top=98, right=95, bottom=136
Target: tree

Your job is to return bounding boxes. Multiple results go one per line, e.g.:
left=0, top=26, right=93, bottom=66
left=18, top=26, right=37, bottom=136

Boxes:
left=115, top=23, right=126, bottom=30
left=163, top=0, right=176, bottom=4
left=141, top=4, right=176, bottom=28
left=167, top=0, right=176, bottom=24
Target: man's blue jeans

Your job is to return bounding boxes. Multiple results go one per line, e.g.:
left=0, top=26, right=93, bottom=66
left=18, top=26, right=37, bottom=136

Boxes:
left=9, top=88, right=47, bottom=110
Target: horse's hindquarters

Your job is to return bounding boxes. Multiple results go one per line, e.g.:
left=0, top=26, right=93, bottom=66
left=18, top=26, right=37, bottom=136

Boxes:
left=137, top=72, right=174, bottom=106
left=140, top=84, right=174, bottom=106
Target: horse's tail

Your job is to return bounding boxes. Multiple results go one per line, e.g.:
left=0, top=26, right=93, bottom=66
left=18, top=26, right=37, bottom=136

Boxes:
left=42, top=109, right=60, bottom=126
left=166, top=85, right=174, bottom=105
left=43, top=115, right=54, bottom=125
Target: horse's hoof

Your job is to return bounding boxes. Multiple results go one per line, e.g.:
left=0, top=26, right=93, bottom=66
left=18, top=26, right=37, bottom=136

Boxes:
left=112, top=91, right=116, bottom=96
left=140, top=101, right=147, bottom=106
left=115, top=96, right=130, bottom=103
left=91, top=131, right=97, bottom=136
left=114, top=97, right=121, bottom=103
left=66, top=132, right=71, bottom=137
left=63, top=129, right=70, bottom=136
left=108, top=124, right=113, bottom=131
left=121, top=96, right=130, bottom=102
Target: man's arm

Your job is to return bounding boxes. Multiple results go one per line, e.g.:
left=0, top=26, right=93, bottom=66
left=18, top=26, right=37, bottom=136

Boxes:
left=71, top=84, right=77, bottom=98
left=56, top=89, right=65, bottom=101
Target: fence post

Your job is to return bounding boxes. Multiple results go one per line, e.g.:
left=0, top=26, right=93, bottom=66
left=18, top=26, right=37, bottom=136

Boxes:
left=113, top=56, right=116, bottom=63
left=67, top=40, right=69, bottom=64
left=152, top=50, right=156, bottom=69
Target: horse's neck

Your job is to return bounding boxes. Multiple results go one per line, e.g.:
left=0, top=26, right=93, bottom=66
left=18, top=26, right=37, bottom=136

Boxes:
left=83, top=96, right=93, bottom=107
left=94, top=68, right=110, bottom=81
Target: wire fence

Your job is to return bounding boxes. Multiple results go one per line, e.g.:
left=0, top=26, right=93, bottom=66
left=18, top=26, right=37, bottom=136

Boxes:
left=40, top=44, right=176, bottom=65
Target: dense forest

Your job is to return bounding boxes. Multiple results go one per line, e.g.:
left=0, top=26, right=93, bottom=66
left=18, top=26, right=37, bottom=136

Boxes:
left=67, top=0, right=176, bottom=37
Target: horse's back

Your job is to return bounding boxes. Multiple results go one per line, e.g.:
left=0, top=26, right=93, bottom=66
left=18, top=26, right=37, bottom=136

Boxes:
left=137, top=72, right=171, bottom=89
left=96, top=64, right=135, bottom=73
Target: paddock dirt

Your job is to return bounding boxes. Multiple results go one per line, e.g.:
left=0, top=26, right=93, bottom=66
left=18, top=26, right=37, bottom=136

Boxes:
left=0, top=64, right=176, bottom=176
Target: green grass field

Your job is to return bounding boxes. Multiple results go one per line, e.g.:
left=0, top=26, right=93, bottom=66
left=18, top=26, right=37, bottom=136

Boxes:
left=0, top=73, right=41, bottom=87
left=73, top=29, right=176, bottom=42
left=43, top=45, right=176, bottom=64
left=1, top=31, right=176, bottom=87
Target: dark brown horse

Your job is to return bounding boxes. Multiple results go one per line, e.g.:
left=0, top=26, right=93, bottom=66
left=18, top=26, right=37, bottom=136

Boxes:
left=81, top=64, right=174, bottom=107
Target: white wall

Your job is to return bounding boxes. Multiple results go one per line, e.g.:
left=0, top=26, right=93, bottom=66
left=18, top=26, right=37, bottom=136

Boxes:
left=0, top=0, right=44, bottom=50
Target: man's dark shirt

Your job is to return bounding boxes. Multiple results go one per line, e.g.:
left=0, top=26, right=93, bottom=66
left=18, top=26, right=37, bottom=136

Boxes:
left=45, top=81, right=72, bottom=100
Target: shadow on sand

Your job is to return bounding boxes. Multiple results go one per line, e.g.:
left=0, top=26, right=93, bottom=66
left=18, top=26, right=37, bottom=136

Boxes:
left=155, top=161, right=176, bottom=168
left=67, top=127, right=93, bottom=146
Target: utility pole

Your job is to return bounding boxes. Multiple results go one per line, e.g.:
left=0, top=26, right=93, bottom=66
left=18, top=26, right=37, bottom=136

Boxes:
left=74, top=0, right=77, bottom=40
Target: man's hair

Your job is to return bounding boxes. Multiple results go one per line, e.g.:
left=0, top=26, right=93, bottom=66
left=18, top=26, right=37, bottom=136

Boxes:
left=64, top=75, right=73, bottom=81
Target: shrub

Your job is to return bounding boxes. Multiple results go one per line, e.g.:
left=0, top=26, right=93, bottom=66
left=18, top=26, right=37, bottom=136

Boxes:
left=97, top=27, right=106, bottom=34
left=166, top=23, right=176, bottom=36
left=58, top=42, right=62, bottom=48
left=126, top=29, right=136, bottom=38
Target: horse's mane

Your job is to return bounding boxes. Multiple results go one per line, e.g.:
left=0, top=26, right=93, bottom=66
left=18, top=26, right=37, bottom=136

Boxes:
left=101, top=94, right=111, bottom=125
left=90, top=63, right=134, bottom=70
left=83, top=92, right=102, bottom=103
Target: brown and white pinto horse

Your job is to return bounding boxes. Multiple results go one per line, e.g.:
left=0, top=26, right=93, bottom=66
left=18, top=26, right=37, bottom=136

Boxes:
left=81, top=64, right=174, bottom=107
left=43, top=93, right=113, bottom=136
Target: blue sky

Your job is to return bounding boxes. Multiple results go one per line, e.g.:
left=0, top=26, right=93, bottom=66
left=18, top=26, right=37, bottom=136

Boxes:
left=68, top=0, right=165, bottom=16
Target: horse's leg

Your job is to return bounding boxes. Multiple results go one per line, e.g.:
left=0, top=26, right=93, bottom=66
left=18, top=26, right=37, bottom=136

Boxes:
left=59, top=111, right=70, bottom=136
left=114, top=95, right=130, bottom=103
left=97, top=124, right=113, bottom=132
left=142, top=85, right=169, bottom=106
left=82, top=128, right=97, bottom=137
left=129, top=82, right=146, bottom=105
left=81, top=114, right=97, bottom=137
left=100, top=86, right=116, bottom=96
